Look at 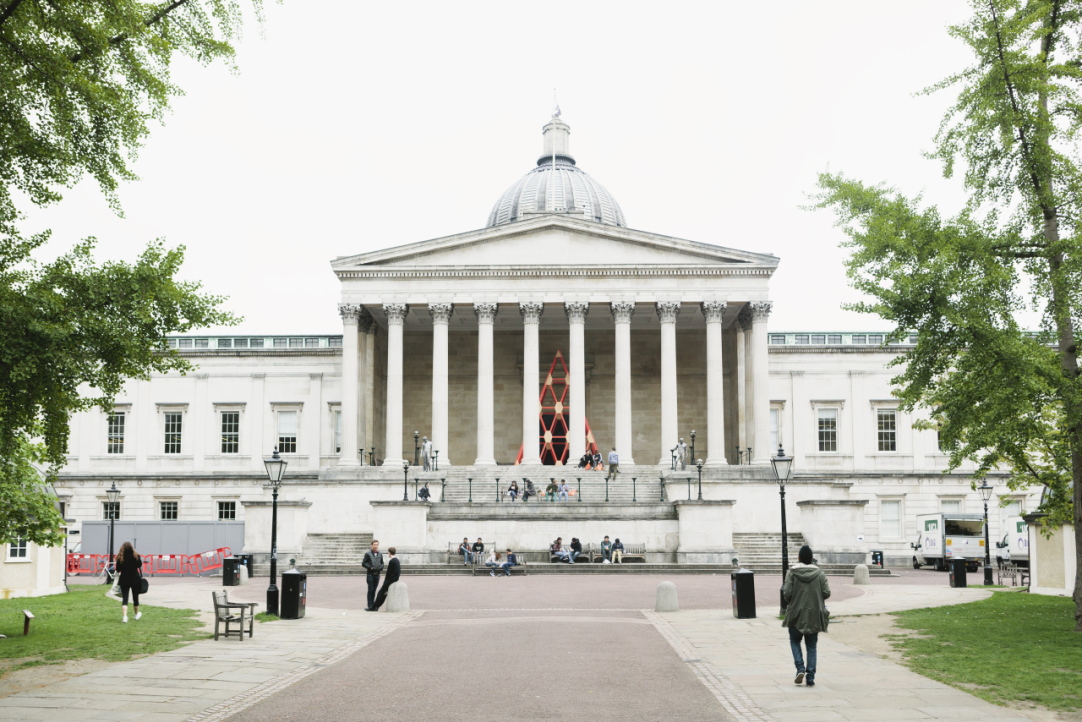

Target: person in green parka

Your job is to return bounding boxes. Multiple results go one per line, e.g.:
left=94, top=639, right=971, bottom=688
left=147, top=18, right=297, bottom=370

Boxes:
left=782, top=544, right=830, bottom=687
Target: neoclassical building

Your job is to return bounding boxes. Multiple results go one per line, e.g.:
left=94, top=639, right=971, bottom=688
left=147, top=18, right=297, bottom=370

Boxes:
left=55, top=114, right=1036, bottom=569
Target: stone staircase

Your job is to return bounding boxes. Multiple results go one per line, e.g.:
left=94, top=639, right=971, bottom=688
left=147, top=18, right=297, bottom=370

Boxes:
left=296, top=533, right=373, bottom=568
left=438, top=467, right=667, bottom=504
left=733, top=532, right=807, bottom=570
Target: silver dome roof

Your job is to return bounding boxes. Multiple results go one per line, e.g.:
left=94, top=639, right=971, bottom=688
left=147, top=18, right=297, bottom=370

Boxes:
left=487, top=115, right=626, bottom=228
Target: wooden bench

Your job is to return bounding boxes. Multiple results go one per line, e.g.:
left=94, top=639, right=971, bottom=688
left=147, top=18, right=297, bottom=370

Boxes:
left=611, top=544, right=646, bottom=563
left=447, top=541, right=493, bottom=565
left=22, top=610, right=33, bottom=636
left=212, top=590, right=256, bottom=641
left=997, top=562, right=1020, bottom=586
left=472, top=557, right=528, bottom=576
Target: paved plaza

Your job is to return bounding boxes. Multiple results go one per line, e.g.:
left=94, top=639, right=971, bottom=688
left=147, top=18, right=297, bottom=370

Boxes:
left=0, top=572, right=1046, bottom=721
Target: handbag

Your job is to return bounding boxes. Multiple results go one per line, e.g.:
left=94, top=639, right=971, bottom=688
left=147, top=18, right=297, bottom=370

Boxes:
left=140, top=576, right=149, bottom=594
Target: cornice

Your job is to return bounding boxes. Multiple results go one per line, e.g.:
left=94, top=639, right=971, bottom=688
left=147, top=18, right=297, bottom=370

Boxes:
left=336, top=265, right=776, bottom=281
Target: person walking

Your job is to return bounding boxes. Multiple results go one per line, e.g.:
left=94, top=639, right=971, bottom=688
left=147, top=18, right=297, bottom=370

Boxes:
left=600, top=536, right=613, bottom=563
left=418, top=482, right=432, bottom=502
left=611, top=538, right=624, bottom=564
left=558, top=480, right=570, bottom=501
left=371, top=547, right=401, bottom=610
left=783, top=545, right=831, bottom=687
left=115, top=542, right=143, bottom=623
left=362, top=539, right=384, bottom=611
left=606, top=447, right=619, bottom=480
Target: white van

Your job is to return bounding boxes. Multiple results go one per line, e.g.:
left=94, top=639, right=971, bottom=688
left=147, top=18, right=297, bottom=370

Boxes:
left=995, top=515, right=1029, bottom=568
left=912, top=513, right=985, bottom=571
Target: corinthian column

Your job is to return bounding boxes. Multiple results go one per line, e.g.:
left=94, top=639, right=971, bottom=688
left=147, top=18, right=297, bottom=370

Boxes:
left=430, top=303, right=453, bottom=467
left=565, top=302, right=589, bottom=461
left=520, top=301, right=544, bottom=466
left=337, top=304, right=361, bottom=467
left=364, top=322, right=376, bottom=461
left=382, top=303, right=408, bottom=466
left=611, top=301, right=636, bottom=465
left=702, top=301, right=728, bottom=466
left=657, top=302, right=680, bottom=465
left=749, top=301, right=773, bottom=464
left=357, top=309, right=373, bottom=454
left=474, top=303, right=498, bottom=465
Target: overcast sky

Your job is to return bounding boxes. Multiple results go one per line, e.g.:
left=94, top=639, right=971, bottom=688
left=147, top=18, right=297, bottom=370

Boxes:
left=23, top=1, right=979, bottom=334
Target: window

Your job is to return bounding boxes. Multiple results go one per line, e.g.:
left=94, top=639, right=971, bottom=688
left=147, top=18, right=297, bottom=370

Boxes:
left=159, top=501, right=178, bottom=520
left=795, top=334, right=809, bottom=344
left=217, top=338, right=232, bottom=348
left=881, top=500, right=902, bottom=539
left=58, top=501, right=66, bottom=518
left=167, top=338, right=178, bottom=348
left=770, top=335, right=786, bottom=345
left=8, top=537, right=27, bottom=559
left=250, top=338, right=265, bottom=348
left=179, top=338, right=193, bottom=348
left=273, top=338, right=287, bottom=348
left=164, top=412, right=183, bottom=453
left=811, top=334, right=826, bottom=344
left=107, top=412, right=125, bottom=454
left=909, top=334, right=918, bottom=344
left=278, top=411, right=298, bottom=453
left=335, top=410, right=342, bottom=454
left=770, top=408, right=780, bottom=453
left=877, top=410, right=897, bottom=451
left=828, top=334, right=842, bottom=344
left=194, top=338, right=209, bottom=348
left=218, top=501, right=237, bottom=520
left=221, top=411, right=240, bottom=454
left=941, top=499, right=962, bottom=514
left=102, top=501, right=120, bottom=520
left=289, top=338, right=303, bottom=348
left=868, top=334, right=883, bottom=345
left=1003, top=500, right=1021, bottom=516
left=233, top=338, right=248, bottom=348
left=817, top=409, right=838, bottom=452
left=328, top=337, right=342, bottom=347
left=851, top=334, right=866, bottom=344
left=305, top=338, right=319, bottom=348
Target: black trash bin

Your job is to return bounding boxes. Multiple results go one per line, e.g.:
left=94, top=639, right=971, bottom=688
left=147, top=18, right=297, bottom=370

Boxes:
left=871, top=550, right=884, bottom=568
left=236, top=555, right=252, bottom=578
left=731, top=568, right=756, bottom=619
left=222, top=556, right=241, bottom=587
left=280, top=568, right=307, bottom=619
left=949, top=558, right=967, bottom=588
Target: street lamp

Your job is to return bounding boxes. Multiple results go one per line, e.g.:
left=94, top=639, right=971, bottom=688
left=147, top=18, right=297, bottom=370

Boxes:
left=690, top=430, right=696, bottom=464
left=106, top=481, right=120, bottom=583
left=413, top=431, right=420, bottom=467
left=770, top=444, right=794, bottom=611
left=696, top=459, right=704, bottom=500
left=978, top=480, right=994, bottom=586
left=263, top=447, right=288, bottom=616
left=402, top=460, right=410, bottom=501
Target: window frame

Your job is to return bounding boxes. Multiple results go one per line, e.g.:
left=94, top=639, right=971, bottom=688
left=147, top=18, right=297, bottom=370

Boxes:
left=102, top=501, right=121, bottom=520
left=221, top=410, right=240, bottom=454
left=6, top=537, right=29, bottom=561
left=876, top=408, right=898, bottom=452
left=107, top=410, right=126, bottom=454
left=163, top=411, right=183, bottom=454
left=273, top=406, right=302, bottom=454
left=217, top=501, right=237, bottom=521
left=879, top=498, right=904, bottom=541
left=159, top=500, right=179, bottom=521
left=817, top=407, right=839, bottom=452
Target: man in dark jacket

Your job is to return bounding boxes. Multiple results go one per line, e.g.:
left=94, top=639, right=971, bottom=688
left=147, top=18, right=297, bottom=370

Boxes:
left=569, top=538, right=583, bottom=564
left=782, top=545, right=830, bottom=687
left=362, top=539, right=384, bottom=611
left=372, top=547, right=401, bottom=611
left=472, top=538, right=484, bottom=556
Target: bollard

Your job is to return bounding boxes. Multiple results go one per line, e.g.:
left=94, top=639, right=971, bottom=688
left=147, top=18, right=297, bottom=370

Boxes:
left=383, top=581, right=410, bottom=613
left=632, top=477, right=637, bottom=502
left=655, top=581, right=679, bottom=612
left=853, top=564, right=871, bottom=585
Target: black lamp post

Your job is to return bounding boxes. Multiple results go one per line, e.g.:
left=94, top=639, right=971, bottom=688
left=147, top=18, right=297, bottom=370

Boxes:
left=979, top=480, right=994, bottom=585
left=433, top=450, right=439, bottom=472
left=106, top=481, right=120, bottom=582
left=263, top=447, right=288, bottom=616
left=402, top=460, right=410, bottom=501
left=695, top=459, right=704, bottom=500
left=770, top=444, right=794, bottom=611
left=413, top=431, right=420, bottom=467
left=690, top=430, right=696, bottom=464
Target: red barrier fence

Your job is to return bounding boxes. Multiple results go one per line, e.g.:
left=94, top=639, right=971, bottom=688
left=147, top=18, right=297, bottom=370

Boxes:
left=67, top=547, right=232, bottom=576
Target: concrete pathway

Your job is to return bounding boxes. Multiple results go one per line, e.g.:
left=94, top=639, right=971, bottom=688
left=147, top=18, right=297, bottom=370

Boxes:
left=0, top=576, right=1043, bottom=721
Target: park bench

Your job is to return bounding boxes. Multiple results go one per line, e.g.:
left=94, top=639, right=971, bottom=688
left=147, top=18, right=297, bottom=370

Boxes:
left=22, top=610, right=33, bottom=636
left=472, top=556, right=528, bottom=576
left=610, top=543, right=646, bottom=563
left=997, top=563, right=1020, bottom=586
left=549, top=545, right=588, bottom=563
left=211, top=590, right=256, bottom=641
left=447, top=541, right=493, bottom=565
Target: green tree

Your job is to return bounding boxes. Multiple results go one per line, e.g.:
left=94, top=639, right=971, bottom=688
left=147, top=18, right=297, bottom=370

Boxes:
left=815, top=0, right=1082, bottom=629
left=0, top=0, right=258, bottom=545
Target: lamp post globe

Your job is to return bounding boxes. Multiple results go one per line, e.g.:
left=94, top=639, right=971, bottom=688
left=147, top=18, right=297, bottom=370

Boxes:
left=978, top=480, right=994, bottom=586
left=403, top=460, right=410, bottom=501
left=696, top=459, right=704, bottom=500
left=263, top=447, right=288, bottom=616
left=770, top=445, right=794, bottom=612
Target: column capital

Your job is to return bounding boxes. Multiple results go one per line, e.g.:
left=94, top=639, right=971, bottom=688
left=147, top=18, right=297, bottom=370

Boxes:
left=564, top=301, right=589, bottom=324
left=358, top=307, right=374, bottom=333
left=737, top=305, right=753, bottom=332
left=384, top=303, right=409, bottom=325
left=519, top=301, right=544, bottom=324
left=656, top=301, right=681, bottom=324
left=611, top=301, right=635, bottom=323
left=701, top=301, right=727, bottom=324
left=429, top=303, right=453, bottom=325
left=474, top=302, right=498, bottom=324
left=750, top=301, right=773, bottom=322
left=338, top=303, right=362, bottom=324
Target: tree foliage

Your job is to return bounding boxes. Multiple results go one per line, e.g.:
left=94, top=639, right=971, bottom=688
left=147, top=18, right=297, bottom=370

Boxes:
left=0, top=0, right=257, bottom=545
left=815, top=0, right=1082, bottom=629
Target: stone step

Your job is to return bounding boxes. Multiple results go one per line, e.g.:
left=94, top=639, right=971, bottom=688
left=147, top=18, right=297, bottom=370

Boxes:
left=251, top=562, right=892, bottom=577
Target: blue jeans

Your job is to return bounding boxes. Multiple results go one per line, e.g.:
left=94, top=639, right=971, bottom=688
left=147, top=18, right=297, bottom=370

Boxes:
left=509, top=491, right=517, bottom=501
left=460, top=550, right=472, bottom=564
left=559, top=491, right=569, bottom=501
left=788, top=627, right=818, bottom=682
left=569, top=550, right=580, bottom=563
left=485, top=562, right=500, bottom=573
left=500, top=562, right=513, bottom=576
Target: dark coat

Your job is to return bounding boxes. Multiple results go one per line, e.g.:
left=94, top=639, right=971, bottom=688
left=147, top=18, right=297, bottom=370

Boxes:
left=362, top=549, right=384, bottom=576
left=782, top=565, right=831, bottom=634
left=383, top=557, right=401, bottom=585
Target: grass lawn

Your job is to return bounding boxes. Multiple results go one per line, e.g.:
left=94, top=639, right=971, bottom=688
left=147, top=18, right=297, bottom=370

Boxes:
left=889, top=592, right=1082, bottom=711
left=0, top=585, right=206, bottom=676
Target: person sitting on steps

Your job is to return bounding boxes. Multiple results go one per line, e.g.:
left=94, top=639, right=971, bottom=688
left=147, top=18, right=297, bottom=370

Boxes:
left=558, top=480, right=570, bottom=501
left=508, top=480, right=519, bottom=502
left=578, top=452, right=591, bottom=469
left=592, top=450, right=604, bottom=471
left=546, top=480, right=558, bottom=502
left=522, top=479, right=536, bottom=502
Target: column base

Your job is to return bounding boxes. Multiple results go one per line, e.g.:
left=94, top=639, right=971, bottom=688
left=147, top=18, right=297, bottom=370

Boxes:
left=336, top=458, right=361, bottom=468
left=473, top=458, right=497, bottom=466
left=751, top=458, right=771, bottom=465
left=704, top=457, right=728, bottom=467
left=382, top=457, right=405, bottom=467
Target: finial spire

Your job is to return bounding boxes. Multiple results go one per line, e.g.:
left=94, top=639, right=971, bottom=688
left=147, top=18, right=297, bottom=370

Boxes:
left=538, top=111, right=574, bottom=167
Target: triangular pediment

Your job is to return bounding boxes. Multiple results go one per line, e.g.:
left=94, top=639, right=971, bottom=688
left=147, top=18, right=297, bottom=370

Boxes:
left=332, top=216, right=778, bottom=271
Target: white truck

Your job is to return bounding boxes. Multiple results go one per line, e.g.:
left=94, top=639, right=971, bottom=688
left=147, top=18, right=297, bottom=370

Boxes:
left=911, top=513, right=985, bottom=572
left=994, top=515, right=1030, bottom=568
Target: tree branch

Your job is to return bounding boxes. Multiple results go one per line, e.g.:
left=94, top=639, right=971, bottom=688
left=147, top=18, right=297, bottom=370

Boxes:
left=0, top=0, right=24, bottom=29
left=70, top=0, right=192, bottom=64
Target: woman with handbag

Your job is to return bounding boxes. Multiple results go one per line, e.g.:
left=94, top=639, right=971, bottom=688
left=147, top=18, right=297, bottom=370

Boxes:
left=116, top=541, right=144, bottom=623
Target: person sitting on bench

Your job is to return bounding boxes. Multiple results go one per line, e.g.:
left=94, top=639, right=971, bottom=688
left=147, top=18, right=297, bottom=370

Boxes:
left=551, top=538, right=570, bottom=562
left=612, top=538, right=625, bottom=564
left=501, top=549, right=517, bottom=576
left=485, top=551, right=502, bottom=576
left=601, top=535, right=613, bottom=563
left=569, top=538, right=583, bottom=564
left=458, top=537, right=472, bottom=565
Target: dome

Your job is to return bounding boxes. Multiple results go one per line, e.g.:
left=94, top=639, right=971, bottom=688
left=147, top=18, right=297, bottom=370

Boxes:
left=487, top=114, right=626, bottom=228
